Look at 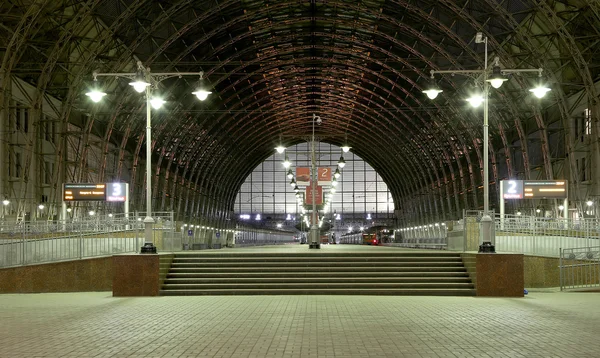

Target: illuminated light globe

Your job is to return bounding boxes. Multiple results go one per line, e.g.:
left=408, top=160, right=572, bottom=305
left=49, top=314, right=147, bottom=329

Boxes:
left=489, top=78, right=507, bottom=89
left=341, top=146, right=351, bottom=153
left=423, top=89, right=442, bottom=100
left=275, top=146, right=285, bottom=154
left=150, top=98, right=165, bottom=109
left=466, top=95, right=484, bottom=107
left=129, top=79, right=150, bottom=93
left=529, top=86, right=551, bottom=98
left=85, top=89, right=107, bottom=103
left=192, top=89, right=211, bottom=101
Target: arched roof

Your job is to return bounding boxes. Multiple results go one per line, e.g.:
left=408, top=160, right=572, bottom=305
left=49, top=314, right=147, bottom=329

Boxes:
left=1, top=0, right=598, bottom=223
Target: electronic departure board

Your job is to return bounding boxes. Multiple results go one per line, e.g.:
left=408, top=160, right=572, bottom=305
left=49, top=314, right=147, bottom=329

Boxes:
left=63, top=183, right=128, bottom=202
left=502, top=180, right=567, bottom=199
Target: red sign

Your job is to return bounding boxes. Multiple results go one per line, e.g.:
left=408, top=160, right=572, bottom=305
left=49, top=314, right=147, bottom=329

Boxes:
left=306, top=184, right=323, bottom=205
left=296, top=167, right=310, bottom=186
left=318, top=167, right=332, bottom=185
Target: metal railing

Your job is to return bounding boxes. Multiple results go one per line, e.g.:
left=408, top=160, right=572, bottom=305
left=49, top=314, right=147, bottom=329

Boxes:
left=395, top=223, right=448, bottom=249
left=494, top=214, right=600, bottom=257
left=455, top=211, right=600, bottom=257
left=560, top=246, right=600, bottom=291
left=0, top=212, right=175, bottom=268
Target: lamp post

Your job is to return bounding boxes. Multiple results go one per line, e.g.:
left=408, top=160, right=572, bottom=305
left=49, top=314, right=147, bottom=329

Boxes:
left=423, top=33, right=550, bottom=253
left=1, top=199, right=8, bottom=222
left=86, top=61, right=211, bottom=253
left=309, top=114, right=321, bottom=249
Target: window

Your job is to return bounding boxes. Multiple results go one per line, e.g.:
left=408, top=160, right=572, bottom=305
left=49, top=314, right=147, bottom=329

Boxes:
left=234, top=143, right=394, bottom=217
left=45, top=120, right=50, bottom=141
left=23, top=108, right=29, bottom=133
left=15, top=104, right=21, bottom=130
left=44, top=161, right=53, bottom=184
left=15, top=152, right=22, bottom=178
left=584, top=109, right=592, bottom=136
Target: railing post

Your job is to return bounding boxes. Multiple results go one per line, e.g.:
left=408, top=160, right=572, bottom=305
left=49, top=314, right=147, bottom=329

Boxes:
left=559, top=248, right=563, bottom=291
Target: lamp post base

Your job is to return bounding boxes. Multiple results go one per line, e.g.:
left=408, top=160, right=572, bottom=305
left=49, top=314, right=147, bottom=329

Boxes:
left=309, top=243, right=321, bottom=249
left=140, top=242, right=157, bottom=254
left=478, top=242, right=496, bottom=253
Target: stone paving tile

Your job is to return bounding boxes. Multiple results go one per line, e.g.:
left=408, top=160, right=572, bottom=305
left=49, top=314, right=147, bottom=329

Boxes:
left=0, top=292, right=599, bottom=357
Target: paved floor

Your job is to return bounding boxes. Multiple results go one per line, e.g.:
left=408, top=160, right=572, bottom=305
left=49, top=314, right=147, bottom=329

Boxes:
left=1, top=291, right=599, bottom=357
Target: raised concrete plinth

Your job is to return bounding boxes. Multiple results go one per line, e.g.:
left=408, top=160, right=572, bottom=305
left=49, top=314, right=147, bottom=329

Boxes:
left=476, top=253, right=524, bottom=297
left=113, top=254, right=160, bottom=296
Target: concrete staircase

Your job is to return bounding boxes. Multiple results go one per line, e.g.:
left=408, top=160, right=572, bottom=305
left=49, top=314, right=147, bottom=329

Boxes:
left=160, top=251, right=475, bottom=296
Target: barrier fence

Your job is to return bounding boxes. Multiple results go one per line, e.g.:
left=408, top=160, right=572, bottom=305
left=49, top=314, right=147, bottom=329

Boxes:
left=0, top=212, right=297, bottom=268
left=560, top=246, right=600, bottom=291
left=0, top=212, right=173, bottom=268
left=396, top=211, right=600, bottom=258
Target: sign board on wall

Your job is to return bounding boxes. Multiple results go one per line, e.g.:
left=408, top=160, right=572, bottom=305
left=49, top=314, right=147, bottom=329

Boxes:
left=501, top=180, right=567, bottom=199
left=106, top=183, right=127, bottom=202
left=63, top=183, right=128, bottom=202
left=63, top=184, right=106, bottom=201
left=296, top=167, right=332, bottom=186
left=317, top=167, right=332, bottom=185
left=305, top=184, right=323, bottom=205
left=296, top=167, right=310, bottom=186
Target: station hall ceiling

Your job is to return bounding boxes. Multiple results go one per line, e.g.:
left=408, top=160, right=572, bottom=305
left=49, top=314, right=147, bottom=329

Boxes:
left=1, top=0, right=599, bottom=218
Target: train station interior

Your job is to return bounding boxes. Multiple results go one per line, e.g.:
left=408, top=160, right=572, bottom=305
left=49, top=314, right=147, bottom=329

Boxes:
left=1, top=1, right=600, bottom=357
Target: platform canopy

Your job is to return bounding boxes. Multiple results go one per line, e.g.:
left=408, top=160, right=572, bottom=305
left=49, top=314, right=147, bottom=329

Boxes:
left=1, top=1, right=598, bottom=223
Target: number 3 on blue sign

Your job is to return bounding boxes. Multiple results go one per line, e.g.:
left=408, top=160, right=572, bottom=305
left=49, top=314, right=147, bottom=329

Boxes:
left=111, top=183, right=122, bottom=197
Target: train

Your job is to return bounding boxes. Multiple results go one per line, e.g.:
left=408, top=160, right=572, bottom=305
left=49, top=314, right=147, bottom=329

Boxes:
left=339, top=226, right=394, bottom=245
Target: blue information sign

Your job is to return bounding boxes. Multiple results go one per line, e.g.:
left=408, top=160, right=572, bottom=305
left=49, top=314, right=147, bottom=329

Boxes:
left=187, top=230, right=193, bottom=236
left=216, top=232, right=220, bottom=238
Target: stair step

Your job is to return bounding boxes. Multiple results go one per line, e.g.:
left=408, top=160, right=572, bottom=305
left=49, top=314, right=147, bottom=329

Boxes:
left=172, top=252, right=462, bottom=258
left=163, top=277, right=472, bottom=284
left=159, top=288, right=477, bottom=296
left=168, top=267, right=467, bottom=273
left=166, top=272, right=470, bottom=278
left=161, top=282, right=475, bottom=290
left=170, top=262, right=465, bottom=268
left=171, top=257, right=463, bottom=263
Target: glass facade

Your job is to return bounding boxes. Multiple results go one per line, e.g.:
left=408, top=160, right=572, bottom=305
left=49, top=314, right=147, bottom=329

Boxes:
left=234, top=143, right=395, bottom=227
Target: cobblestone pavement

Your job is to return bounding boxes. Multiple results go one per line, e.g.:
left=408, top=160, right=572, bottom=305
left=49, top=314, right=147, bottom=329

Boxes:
left=1, top=291, right=599, bottom=357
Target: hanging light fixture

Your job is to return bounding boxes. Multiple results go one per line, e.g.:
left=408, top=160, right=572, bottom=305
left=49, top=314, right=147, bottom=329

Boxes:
left=422, top=74, right=443, bottom=99
left=466, top=93, right=484, bottom=108
left=332, top=178, right=338, bottom=187
left=290, top=178, right=296, bottom=187
left=275, top=146, right=286, bottom=153
left=129, top=70, right=150, bottom=93
left=337, top=155, right=346, bottom=168
left=149, top=97, right=165, bottom=109
left=334, top=168, right=341, bottom=179
left=192, top=72, right=212, bottom=101
left=341, top=146, right=351, bottom=153
left=287, top=169, right=294, bottom=179
left=283, top=154, right=291, bottom=168
left=85, top=76, right=107, bottom=103
left=528, top=70, right=551, bottom=98
left=486, top=58, right=508, bottom=89
left=294, top=185, right=299, bottom=193
left=529, top=84, right=551, bottom=98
